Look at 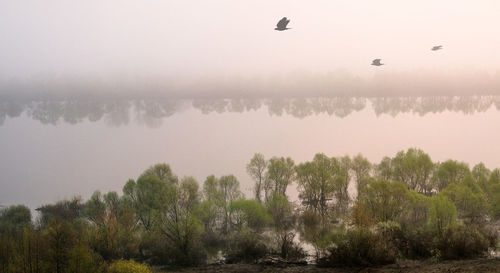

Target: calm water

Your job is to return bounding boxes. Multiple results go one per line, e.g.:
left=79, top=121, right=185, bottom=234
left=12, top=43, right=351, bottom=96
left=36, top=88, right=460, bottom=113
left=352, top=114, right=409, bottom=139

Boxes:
left=1, top=96, right=500, bottom=209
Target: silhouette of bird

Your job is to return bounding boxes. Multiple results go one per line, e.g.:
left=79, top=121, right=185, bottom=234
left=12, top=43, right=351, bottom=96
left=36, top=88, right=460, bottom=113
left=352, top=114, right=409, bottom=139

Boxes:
left=275, top=17, right=291, bottom=31
left=431, top=45, right=443, bottom=51
left=371, top=59, right=384, bottom=66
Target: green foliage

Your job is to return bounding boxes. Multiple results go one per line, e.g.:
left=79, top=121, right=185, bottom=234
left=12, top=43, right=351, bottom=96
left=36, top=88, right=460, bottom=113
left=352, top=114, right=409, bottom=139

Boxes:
left=351, top=154, right=372, bottom=193
left=436, top=224, right=489, bottom=260
left=391, top=148, right=434, bottom=194
left=2, top=150, right=500, bottom=270
left=0, top=205, right=31, bottom=235
left=441, top=176, right=488, bottom=224
left=357, top=180, right=412, bottom=223
left=226, top=228, right=268, bottom=263
left=266, top=157, right=295, bottom=197
left=266, top=193, right=299, bottom=259
left=156, top=177, right=205, bottom=266
left=427, top=195, right=456, bottom=236
left=37, top=197, right=84, bottom=228
left=139, top=163, right=178, bottom=186
left=299, top=210, right=338, bottom=261
left=123, top=175, right=170, bottom=230
left=433, top=160, right=470, bottom=192
left=319, top=228, right=398, bottom=267
left=108, top=259, right=151, bottom=273
left=84, top=191, right=139, bottom=260
left=230, top=199, right=272, bottom=232
left=375, top=156, right=392, bottom=180
left=295, top=153, right=340, bottom=221
left=247, top=153, right=268, bottom=202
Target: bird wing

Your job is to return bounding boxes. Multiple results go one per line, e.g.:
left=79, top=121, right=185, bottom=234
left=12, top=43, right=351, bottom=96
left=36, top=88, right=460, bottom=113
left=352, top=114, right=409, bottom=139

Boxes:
left=277, top=17, right=289, bottom=29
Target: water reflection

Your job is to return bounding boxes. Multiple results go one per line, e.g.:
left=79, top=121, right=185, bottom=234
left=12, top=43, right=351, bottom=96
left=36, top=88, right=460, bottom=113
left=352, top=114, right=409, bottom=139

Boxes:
left=1, top=96, right=500, bottom=127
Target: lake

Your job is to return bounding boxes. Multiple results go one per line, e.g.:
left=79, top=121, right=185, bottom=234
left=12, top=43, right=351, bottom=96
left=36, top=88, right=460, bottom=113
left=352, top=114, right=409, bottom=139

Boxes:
left=1, top=96, right=500, bottom=209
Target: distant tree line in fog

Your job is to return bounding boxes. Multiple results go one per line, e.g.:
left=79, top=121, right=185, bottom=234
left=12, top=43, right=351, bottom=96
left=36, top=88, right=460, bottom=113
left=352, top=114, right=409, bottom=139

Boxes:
left=2, top=148, right=500, bottom=272
left=1, top=96, right=500, bottom=127
left=2, top=70, right=500, bottom=99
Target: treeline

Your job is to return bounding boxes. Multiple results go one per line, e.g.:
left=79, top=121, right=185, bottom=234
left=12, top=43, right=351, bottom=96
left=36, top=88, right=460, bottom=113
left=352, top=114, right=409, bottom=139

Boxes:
left=2, top=70, right=500, bottom=100
left=1, top=148, right=500, bottom=272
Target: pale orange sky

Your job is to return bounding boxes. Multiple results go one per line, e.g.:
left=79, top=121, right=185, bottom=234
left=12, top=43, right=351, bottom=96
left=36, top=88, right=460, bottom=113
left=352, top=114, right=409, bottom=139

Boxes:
left=1, top=0, right=500, bottom=80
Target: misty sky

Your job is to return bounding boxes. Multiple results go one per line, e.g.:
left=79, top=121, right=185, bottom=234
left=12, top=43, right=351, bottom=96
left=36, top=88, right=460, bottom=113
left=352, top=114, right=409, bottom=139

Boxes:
left=1, top=0, right=500, bottom=81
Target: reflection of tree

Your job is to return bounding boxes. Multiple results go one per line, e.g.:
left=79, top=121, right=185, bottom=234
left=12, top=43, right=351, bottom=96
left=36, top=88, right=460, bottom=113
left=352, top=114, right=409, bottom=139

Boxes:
left=263, top=97, right=367, bottom=118
left=134, top=100, right=184, bottom=128
left=28, top=101, right=65, bottom=125
left=0, top=100, right=24, bottom=125
left=370, top=96, right=500, bottom=117
left=192, top=99, right=229, bottom=114
left=1, top=96, right=499, bottom=127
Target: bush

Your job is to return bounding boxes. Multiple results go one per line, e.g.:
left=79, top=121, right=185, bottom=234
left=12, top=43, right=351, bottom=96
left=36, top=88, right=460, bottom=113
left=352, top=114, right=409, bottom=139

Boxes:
left=395, top=227, right=434, bottom=259
left=319, top=228, right=397, bottom=267
left=436, top=224, right=489, bottom=260
left=226, top=229, right=268, bottom=263
left=108, top=259, right=151, bottom=273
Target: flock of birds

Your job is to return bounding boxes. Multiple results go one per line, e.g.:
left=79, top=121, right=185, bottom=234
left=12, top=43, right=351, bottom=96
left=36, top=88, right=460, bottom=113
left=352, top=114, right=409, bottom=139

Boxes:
left=275, top=17, right=443, bottom=67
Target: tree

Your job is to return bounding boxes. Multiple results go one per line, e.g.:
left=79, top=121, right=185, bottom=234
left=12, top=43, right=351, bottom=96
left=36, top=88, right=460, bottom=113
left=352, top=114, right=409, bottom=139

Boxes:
left=218, top=175, right=242, bottom=234
left=266, top=193, right=298, bottom=259
left=45, top=218, right=77, bottom=273
left=351, top=154, right=372, bottom=194
left=84, top=191, right=139, bottom=259
left=433, top=160, right=470, bottom=192
left=230, top=199, right=272, bottom=232
left=299, top=209, right=337, bottom=261
left=427, top=194, right=456, bottom=236
left=36, top=198, right=83, bottom=228
left=357, top=180, right=412, bottom=223
left=123, top=175, right=170, bottom=231
left=391, top=148, right=434, bottom=195
left=156, top=177, right=204, bottom=265
left=336, top=156, right=352, bottom=215
left=0, top=205, right=31, bottom=235
left=441, top=175, right=488, bottom=224
left=472, top=162, right=491, bottom=191
left=246, top=153, right=268, bottom=203
left=375, top=156, right=392, bottom=180
left=267, top=157, right=295, bottom=198
left=139, top=163, right=178, bottom=186
left=295, top=153, right=338, bottom=223
left=200, top=175, right=242, bottom=234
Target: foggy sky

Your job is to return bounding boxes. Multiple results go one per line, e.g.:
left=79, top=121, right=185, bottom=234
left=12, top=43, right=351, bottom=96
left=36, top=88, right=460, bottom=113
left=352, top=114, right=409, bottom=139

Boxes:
left=1, top=1, right=500, bottom=82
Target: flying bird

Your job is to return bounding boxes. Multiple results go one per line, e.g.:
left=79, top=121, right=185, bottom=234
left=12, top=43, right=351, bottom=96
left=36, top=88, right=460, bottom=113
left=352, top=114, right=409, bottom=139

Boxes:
left=371, top=59, right=384, bottom=66
left=275, top=17, right=291, bottom=31
left=431, top=45, right=443, bottom=51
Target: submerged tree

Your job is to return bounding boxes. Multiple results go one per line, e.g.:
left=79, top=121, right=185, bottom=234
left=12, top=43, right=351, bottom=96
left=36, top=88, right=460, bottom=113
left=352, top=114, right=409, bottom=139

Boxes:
left=351, top=154, right=373, bottom=194
left=266, top=157, right=295, bottom=198
left=247, top=153, right=268, bottom=203
left=295, top=153, right=338, bottom=222
left=390, top=148, right=434, bottom=195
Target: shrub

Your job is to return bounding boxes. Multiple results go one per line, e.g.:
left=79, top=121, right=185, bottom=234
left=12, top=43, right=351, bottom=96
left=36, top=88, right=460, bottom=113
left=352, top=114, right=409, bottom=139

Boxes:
left=395, top=227, right=434, bottom=259
left=436, top=224, right=489, bottom=260
left=319, top=228, right=397, bottom=267
left=226, top=229, right=268, bottom=263
left=108, top=259, right=151, bottom=273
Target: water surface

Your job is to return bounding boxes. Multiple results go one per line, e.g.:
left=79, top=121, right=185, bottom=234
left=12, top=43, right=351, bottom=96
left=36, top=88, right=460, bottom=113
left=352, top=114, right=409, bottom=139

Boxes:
left=1, top=96, right=500, bottom=208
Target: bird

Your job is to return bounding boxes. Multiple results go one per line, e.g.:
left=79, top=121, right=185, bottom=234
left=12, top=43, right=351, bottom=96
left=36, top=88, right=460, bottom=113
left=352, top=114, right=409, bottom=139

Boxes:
left=371, top=59, right=384, bottom=66
left=275, top=17, right=291, bottom=31
left=431, top=45, right=443, bottom=51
